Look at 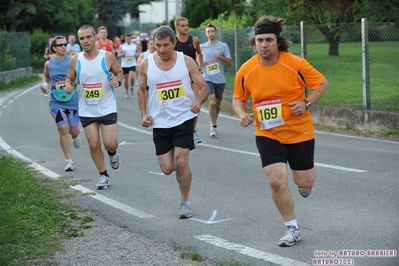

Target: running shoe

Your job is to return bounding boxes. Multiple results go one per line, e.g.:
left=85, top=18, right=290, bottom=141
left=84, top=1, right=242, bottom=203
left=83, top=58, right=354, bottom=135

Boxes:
left=109, top=152, right=120, bottom=169
left=298, top=186, right=312, bottom=198
left=193, top=131, right=202, bottom=144
left=125, top=91, right=130, bottom=98
left=64, top=159, right=75, bottom=171
left=178, top=201, right=192, bottom=219
left=210, top=125, right=217, bottom=137
left=278, top=225, right=301, bottom=247
left=72, top=136, right=81, bottom=149
left=96, top=175, right=110, bottom=190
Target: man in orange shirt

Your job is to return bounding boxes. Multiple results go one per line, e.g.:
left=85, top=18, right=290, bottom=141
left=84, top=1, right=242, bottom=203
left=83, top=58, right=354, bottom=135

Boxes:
left=96, top=26, right=115, bottom=56
left=233, top=15, right=329, bottom=247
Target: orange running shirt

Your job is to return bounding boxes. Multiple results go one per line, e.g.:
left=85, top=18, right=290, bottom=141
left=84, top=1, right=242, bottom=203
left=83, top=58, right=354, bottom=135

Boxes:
left=234, top=52, right=324, bottom=144
left=97, top=39, right=113, bottom=52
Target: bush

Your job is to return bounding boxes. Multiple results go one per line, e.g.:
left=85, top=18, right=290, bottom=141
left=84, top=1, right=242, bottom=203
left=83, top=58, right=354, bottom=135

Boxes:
left=30, top=28, right=50, bottom=59
left=31, top=54, right=46, bottom=71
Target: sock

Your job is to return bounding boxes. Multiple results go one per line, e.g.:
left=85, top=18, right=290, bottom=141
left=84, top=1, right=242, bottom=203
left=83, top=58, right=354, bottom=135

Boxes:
left=100, top=170, right=109, bottom=177
left=107, top=150, right=116, bottom=156
left=285, top=219, right=299, bottom=229
left=213, top=125, right=217, bottom=128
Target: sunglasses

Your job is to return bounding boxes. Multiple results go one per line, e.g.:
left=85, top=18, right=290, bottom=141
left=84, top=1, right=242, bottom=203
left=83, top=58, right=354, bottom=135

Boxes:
left=54, top=43, right=68, bottom=47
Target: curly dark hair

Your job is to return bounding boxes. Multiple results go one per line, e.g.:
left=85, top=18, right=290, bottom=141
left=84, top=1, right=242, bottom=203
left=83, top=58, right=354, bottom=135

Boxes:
left=249, top=15, right=292, bottom=52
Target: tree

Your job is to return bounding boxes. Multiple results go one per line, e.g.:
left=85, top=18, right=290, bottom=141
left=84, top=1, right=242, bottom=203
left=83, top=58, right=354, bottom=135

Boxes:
left=245, top=0, right=298, bottom=26
left=130, top=0, right=153, bottom=20
left=353, top=0, right=399, bottom=22
left=277, top=0, right=358, bottom=56
left=181, top=0, right=233, bottom=28
left=0, top=0, right=97, bottom=32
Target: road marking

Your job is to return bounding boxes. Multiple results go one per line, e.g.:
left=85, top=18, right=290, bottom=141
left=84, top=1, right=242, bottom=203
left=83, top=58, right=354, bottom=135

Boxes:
left=195, top=234, right=310, bottom=266
left=190, top=210, right=235, bottom=224
left=71, top=185, right=155, bottom=218
left=0, top=135, right=155, bottom=219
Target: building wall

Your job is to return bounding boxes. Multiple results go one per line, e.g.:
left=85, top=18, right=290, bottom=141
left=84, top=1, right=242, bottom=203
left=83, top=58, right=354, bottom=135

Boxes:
left=139, top=0, right=182, bottom=24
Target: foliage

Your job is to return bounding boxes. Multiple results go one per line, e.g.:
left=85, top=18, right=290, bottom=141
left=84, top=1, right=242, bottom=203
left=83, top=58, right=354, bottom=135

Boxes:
left=130, top=0, right=153, bottom=19
left=0, top=30, right=30, bottom=72
left=30, top=29, right=50, bottom=59
left=244, top=0, right=298, bottom=26
left=0, top=75, right=41, bottom=92
left=353, top=0, right=399, bottom=22
left=199, top=12, right=252, bottom=29
left=182, top=0, right=233, bottom=28
left=0, top=0, right=97, bottom=33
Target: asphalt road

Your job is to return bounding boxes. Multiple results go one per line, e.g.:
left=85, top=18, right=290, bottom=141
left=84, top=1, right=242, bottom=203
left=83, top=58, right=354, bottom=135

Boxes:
left=1, top=84, right=398, bottom=266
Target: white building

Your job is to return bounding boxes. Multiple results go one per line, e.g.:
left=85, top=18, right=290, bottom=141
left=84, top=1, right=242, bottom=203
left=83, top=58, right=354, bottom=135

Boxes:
left=138, top=0, right=183, bottom=24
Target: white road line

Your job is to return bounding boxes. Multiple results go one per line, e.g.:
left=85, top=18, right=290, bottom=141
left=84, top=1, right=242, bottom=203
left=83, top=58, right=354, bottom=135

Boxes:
left=0, top=135, right=154, bottom=219
left=71, top=185, right=155, bottom=218
left=195, top=234, right=310, bottom=266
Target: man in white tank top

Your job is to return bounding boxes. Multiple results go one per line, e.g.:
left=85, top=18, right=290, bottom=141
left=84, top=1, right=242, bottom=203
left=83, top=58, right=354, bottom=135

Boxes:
left=65, top=24, right=124, bottom=190
left=136, top=26, right=209, bottom=219
left=117, top=34, right=139, bottom=98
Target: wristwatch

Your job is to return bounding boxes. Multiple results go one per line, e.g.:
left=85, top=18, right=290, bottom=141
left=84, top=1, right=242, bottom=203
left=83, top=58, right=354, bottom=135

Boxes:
left=304, top=99, right=311, bottom=110
left=118, top=79, right=122, bottom=87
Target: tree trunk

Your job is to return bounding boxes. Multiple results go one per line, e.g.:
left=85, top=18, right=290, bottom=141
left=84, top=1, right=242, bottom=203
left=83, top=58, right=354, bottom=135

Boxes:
left=328, top=35, right=340, bottom=56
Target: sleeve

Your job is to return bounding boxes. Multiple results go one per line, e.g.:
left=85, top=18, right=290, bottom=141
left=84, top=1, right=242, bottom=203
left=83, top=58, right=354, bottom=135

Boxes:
left=223, top=43, right=232, bottom=59
left=298, top=58, right=325, bottom=90
left=233, top=67, right=251, bottom=101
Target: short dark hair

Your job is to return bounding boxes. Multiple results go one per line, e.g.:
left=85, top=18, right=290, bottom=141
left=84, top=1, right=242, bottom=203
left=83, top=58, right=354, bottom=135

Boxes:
left=78, top=25, right=96, bottom=36
left=205, top=23, right=217, bottom=31
left=153, top=26, right=176, bottom=43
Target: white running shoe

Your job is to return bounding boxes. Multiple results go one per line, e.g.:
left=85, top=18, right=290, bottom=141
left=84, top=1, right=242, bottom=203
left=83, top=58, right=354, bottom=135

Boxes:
left=72, top=136, right=81, bottom=149
left=96, top=175, right=110, bottom=190
left=210, top=126, right=217, bottom=137
left=64, top=159, right=75, bottom=171
left=278, top=225, right=301, bottom=247
left=109, top=152, right=120, bottom=169
left=178, top=201, right=192, bottom=219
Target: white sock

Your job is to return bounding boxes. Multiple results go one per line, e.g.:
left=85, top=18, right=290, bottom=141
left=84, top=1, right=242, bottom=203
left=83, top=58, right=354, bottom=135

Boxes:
left=284, top=219, right=299, bottom=229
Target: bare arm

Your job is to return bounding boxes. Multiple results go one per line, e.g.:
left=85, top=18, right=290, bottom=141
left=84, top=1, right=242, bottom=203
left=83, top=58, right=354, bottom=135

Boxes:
left=106, top=52, right=123, bottom=87
left=232, top=98, right=254, bottom=128
left=219, top=54, right=232, bottom=66
left=289, top=78, right=329, bottom=116
left=44, top=47, right=50, bottom=60
left=193, top=36, right=203, bottom=70
left=136, top=58, right=153, bottom=127
left=185, top=56, right=209, bottom=113
left=40, top=61, right=51, bottom=92
left=65, top=55, right=78, bottom=93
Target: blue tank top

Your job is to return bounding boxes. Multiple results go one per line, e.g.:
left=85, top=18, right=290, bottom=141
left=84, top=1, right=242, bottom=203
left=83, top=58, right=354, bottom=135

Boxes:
left=48, top=55, right=78, bottom=110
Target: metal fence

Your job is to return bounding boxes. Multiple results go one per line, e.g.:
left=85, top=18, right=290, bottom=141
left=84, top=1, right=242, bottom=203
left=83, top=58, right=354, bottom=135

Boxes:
left=191, top=20, right=399, bottom=113
left=0, top=31, right=31, bottom=72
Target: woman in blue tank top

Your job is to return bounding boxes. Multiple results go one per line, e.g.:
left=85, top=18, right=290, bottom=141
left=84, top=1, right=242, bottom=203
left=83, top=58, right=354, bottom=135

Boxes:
left=40, top=35, right=81, bottom=172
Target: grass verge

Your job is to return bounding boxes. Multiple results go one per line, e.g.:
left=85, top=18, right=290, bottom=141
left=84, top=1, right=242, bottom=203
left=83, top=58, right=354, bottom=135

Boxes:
left=0, top=75, right=41, bottom=92
left=0, top=156, right=94, bottom=266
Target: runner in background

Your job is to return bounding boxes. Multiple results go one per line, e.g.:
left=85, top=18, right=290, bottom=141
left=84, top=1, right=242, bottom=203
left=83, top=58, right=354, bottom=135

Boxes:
left=174, top=17, right=204, bottom=144
left=96, top=26, right=115, bottom=56
left=66, top=33, right=81, bottom=57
